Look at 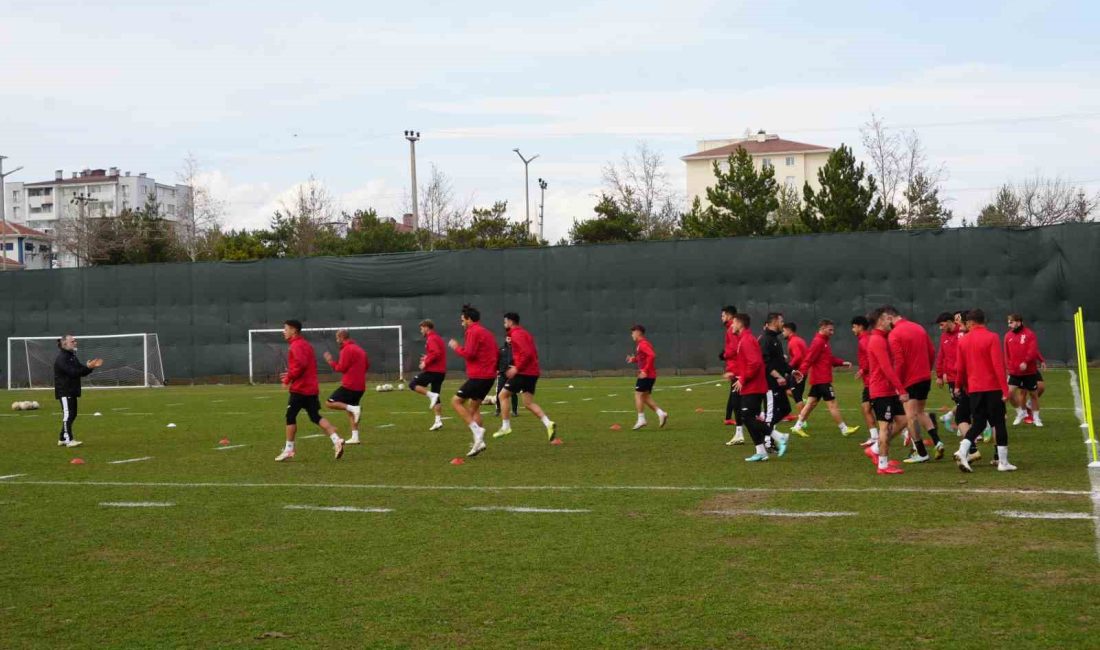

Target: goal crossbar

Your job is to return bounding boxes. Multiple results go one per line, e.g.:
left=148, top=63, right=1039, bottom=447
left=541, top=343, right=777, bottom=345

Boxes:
left=247, top=325, right=404, bottom=385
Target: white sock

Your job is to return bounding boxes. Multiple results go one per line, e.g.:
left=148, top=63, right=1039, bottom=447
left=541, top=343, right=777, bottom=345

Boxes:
left=795, top=419, right=805, bottom=428
left=997, top=446, right=1009, bottom=465
left=870, top=441, right=880, bottom=455
left=427, top=391, right=438, bottom=402
left=541, top=415, right=552, bottom=426
left=869, top=427, right=879, bottom=438
left=1032, top=410, right=1040, bottom=419
left=329, top=432, right=341, bottom=444
left=502, top=418, right=510, bottom=429
left=878, top=455, right=889, bottom=469
left=636, top=414, right=646, bottom=423
left=736, top=426, right=744, bottom=435
left=351, top=429, right=359, bottom=437
left=434, top=415, right=443, bottom=423
left=838, top=422, right=848, bottom=432
left=959, top=438, right=972, bottom=458
left=284, top=441, right=295, bottom=451
left=1016, top=407, right=1026, bottom=417
left=755, top=444, right=766, bottom=455
left=656, top=409, right=667, bottom=418
left=469, top=422, right=481, bottom=434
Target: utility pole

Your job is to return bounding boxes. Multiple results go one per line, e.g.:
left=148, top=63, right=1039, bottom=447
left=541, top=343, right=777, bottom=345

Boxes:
left=512, top=148, right=539, bottom=236
left=404, top=130, right=420, bottom=231
left=537, top=177, right=548, bottom=241
left=0, top=155, right=25, bottom=272
left=70, top=192, right=98, bottom=268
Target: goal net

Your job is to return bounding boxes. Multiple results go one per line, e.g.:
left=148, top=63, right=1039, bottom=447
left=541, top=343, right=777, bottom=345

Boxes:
left=248, top=326, right=406, bottom=385
left=6, top=333, right=166, bottom=390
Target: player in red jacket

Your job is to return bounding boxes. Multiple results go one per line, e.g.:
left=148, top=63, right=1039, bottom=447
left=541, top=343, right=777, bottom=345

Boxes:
left=627, top=325, right=668, bottom=430
left=323, top=329, right=369, bottom=445
left=882, top=305, right=942, bottom=463
left=782, top=322, right=808, bottom=419
left=409, top=319, right=447, bottom=431
left=1005, top=314, right=1046, bottom=427
left=493, top=312, right=557, bottom=442
left=851, top=315, right=879, bottom=448
left=863, top=307, right=909, bottom=475
left=731, top=314, right=784, bottom=461
left=790, top=320, right=857, bottom=437
left=275, top=320, right=345, bottom=462
left=448, top=305, right=499, bottom=458
left=955, top=309, right=1014, bottom=472
left=721, top=305, right=745, bottom=445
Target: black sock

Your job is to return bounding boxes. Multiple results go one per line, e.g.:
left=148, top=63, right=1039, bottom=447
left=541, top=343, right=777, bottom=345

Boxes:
left=913, top=437, right=928, bottom=457
left=928, top=426, right=941, bottom=445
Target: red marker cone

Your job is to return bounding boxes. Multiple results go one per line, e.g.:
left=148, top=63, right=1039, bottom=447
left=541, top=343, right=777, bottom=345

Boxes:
left=694, top=407, right=705, bottom=413
left=610, top=424, right=622, bottom=431
left=550, top=438, right=564, bottom=446
left=219, top=438, right=230, bottom=446
left=450, top=457, right=465, bottom=465
left=70, top=458, right=85, bottom=465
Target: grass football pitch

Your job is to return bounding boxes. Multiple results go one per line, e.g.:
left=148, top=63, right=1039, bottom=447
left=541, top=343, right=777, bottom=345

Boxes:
left=1, top=371, right=1098, bottom=648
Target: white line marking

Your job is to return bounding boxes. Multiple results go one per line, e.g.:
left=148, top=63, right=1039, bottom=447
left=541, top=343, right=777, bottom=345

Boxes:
left=1069, top=370, right=1100, bottom=560
left=601, top=410, right=637, bottom=413
left=108, top=457, right=153, bottom=465
left=582, top=398, right=593, bottom=402
left=99, top=501, right=175, bottom=508
left=606, top=393, right=618, bottom=397
left=376, top=424, right=395, bottom=429
left=212, top=400, right=227, bottom=403
left=390, top=411, right=434, bottom=414
left=166, top=403, right=184, bottom=406
left=661, top=380, right=720, bottom=390
left=703, top=509, right=857, bottom=518
left=554, top=401, right=568, bottom=404
left=110, top=407, right=132, bottom=411
left=222, top=411, right=249, bottom=415
left=0, top=474, right=27, bottom=480
left=284, top=505, right=392, bottom=513
left=214, top=444, right=248, bottom=451
left=468, top=506, right=591, bottom=513
left=0, top=480, right=1091, bottom=497
left=254, top=396, right=273, bottom=400
left=996, top=510, right=1096, bottom=520
left=121, top=412, right=154, bottom=416
left=301, top=434, right=326, bottom=439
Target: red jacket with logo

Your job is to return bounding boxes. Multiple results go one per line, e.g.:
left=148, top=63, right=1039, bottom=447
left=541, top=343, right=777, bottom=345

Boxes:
left=887, top=317, right=936, bottom=388
left=724, top=324, right=739, bottom=373
left=787, top=334, right=808, bottom=371
left=422, top=331, right=447, bottom=374
left=936, top=328, right=960, bottom=383
left=328, top=339, right=369, bottom=391
left=284, top=335, right=319, bottom=396
left=634, top=338, right=657, bottom=378
left=867, top=329, right=906, bottom=399
left=799, top=332, right=845, bottom=385
left=1004, top=326, right=1042, bottom=376
left=735, top=328, right=768, bottom=395
left=454, top=322, right=498, bottom=380
left=856, top=331, right=870, bottom=385
left=959, top=325, right=1010, bottom=398
left=507, top=325, right=540, bottom=376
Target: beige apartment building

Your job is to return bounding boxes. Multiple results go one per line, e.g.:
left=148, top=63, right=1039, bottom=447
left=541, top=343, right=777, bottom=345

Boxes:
left=682, top=131, right=833, bottom=207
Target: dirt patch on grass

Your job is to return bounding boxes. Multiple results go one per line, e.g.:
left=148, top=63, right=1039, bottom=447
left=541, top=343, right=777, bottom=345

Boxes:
left=889, top=520, right=1089, bottom=553
left=692, top=491, right=774, bottom=514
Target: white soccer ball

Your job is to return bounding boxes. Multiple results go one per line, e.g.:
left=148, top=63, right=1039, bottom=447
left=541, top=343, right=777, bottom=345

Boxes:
left=31, top=401, right=40, bottom=410
left=484, top=395, right=497, bottom=405
left=20, top=401, right=33, bottom=410
left=11, top=401, right=20, bottom=411
left=397, top=383, right=406, bottom=391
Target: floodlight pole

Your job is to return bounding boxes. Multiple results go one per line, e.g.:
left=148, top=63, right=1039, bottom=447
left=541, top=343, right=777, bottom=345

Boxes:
left=1, top=155, right=25, bottom=272
left=537, top=177, right=548, bottom=241
left=513, top=148, right=539, bottom=236
left=404, top=130, right=420, bottom=230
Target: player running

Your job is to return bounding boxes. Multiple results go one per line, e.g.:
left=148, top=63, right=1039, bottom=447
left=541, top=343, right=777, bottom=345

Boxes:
left=864, top=308, right=909, bottom=475
left=53, top=334, right=103, bottom=449
left=731, top=314, right=776, bottom=461
left=721, top=305, right=745, bottom=445
left=851, top=316, right=879, bottom=448
left=882, top=305, right=942, bottom=463
left=276, top=320, right=345, bottom=462
left=493, top=312, right=557, bottom=442
left=323, top=329, right=369, bottom=445
left=782, top=322, right=808, bottom=422
left=955, top=309, right=1015, bottom=472
left=627, top=325, right=668, bottom=430
left=790, top=320, right=857, bottom=437
left=448, top=305, right=499, bottom=458
left=409, top=319, right=447, bottom=431
left=759, top=312, right=793, bottom=456
left=1005, top=314, right=1045, bottom=427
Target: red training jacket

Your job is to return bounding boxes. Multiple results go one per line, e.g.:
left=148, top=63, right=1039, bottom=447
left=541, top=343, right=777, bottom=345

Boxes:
left=328, top=339, right=369, bottom=391
left=634, top=337, right=657, bottom=378
left=454, top=322, right=498, bottom=380
left=507, top=325, right=541, bottom=376
left=867, top=329, right=906, bottom=399
left=284, top=335, right=319, bottom=396
left=856, top=331, right=870, bottom=385
left=724, top=324, right=739, bottom=374
left=1004, top=326, right=1042, bottom=376
left=422, top=330, right=447, bottom=374
left=887, top=317, right=936, bottom=388
left=787, top=334, right=808, bottom=371
left=799, top=332, right=845, bottom=385
left=735, top=327, right=768, bottom=395
left=959, top=324, right=1010, bottom=398
left=936, top=328, right=959, bottom=383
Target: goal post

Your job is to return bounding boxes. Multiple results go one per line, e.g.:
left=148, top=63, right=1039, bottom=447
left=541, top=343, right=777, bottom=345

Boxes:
left=247, top=325, right=405, bottom=385
left=6, top=333, right=166, bottom=390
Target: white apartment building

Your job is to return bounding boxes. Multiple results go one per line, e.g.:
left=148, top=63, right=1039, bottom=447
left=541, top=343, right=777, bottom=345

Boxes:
left=3, top=167, right=190, bottom=267
left=681, top=131, right=833, bottom=208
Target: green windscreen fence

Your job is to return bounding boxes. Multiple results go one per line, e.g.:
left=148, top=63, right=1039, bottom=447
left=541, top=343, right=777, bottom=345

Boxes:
left=2, top=223, right=1097, bottom=384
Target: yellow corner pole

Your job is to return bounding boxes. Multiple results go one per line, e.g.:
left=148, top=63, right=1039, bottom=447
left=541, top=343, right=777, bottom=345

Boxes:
left=1077, top=308, right=1099, bottom=465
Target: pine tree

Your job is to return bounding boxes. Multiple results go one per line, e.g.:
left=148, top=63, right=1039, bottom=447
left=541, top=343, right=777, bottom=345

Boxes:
left=800, top=145, right=898, bottom=232
left=681, top=147, right=779, bottom=237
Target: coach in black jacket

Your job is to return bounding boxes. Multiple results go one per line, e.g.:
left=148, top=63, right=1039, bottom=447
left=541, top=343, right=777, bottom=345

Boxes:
left=760, top=313, right=793, bottom=426
left=54, top=335, right=103, bottom=448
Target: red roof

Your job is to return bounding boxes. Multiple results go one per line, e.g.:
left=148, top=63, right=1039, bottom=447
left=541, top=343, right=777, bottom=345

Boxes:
left=682, top=137, right=832, bottom=161
left=0, top=256, right=25, bottom=269
left=0, top=222, right=50, bottom=238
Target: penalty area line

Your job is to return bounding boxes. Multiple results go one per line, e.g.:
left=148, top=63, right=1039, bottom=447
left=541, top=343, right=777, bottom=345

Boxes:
left=996, top=510, right=1096, bottom=520
left=284, top=505, right=392, bottom=513
left=703, top=509, right=856, bottom=518
left=468, top=506, right=591, bottom=513
left=0, top=474, right=27, bottom=480
left=99, top=501, right=175, bottom=508
left=107, top=457, right=153, bottom=465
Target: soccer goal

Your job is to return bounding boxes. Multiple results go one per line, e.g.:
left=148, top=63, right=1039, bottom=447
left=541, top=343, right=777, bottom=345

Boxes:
left=247, top=326, right=405, bottom=385
left=6, top=333, right=166, bottom=390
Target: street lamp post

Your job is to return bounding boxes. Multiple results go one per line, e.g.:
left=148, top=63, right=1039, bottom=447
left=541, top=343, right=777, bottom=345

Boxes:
left=512, top=148, right=539, bottom=236
left=70, top=192, right=98, bottom=268
left=537, top=177, right=548, bottom=241
left=404, top=130, right=420, bottom=231
left=1, top=155, right=25, bottom=272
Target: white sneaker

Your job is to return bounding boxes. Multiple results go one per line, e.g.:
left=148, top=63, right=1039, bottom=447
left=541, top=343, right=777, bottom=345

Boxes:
left=954, top=450, right=972, bottom=473
left=466, top=440, right=487, bottom=457
left=428, top=392, right=440, bottom=410
left=1012, top=412, right=1026, bottom=426
left=997, top=462, right=1018, bottom=472
left=632, top=420, right=647, bottom=431
left=658, top=412, right=669, bottom=428
left=333, top=438, right=345, bottom=460
left=429, top=420, right=444, bottom=431
left=347, top=405, right=361, bottom=424
left=725, top=433, right=745, bottom=446
left=1032, top=417, right=1043, bottom=428
left=60, top=440, right=83, bottom=448
left=346, top=436, right=361, bottom=445
left=275, top=449, right=295, bottom=462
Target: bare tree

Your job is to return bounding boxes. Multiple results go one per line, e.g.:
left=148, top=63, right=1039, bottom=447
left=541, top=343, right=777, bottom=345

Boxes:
left=602, top=142, right=682, bottom=239
left=418, top=164, right=471, bottom=238
left=978, top=177, right=1097, bottom=227
left=269, top=176, right=339, bottom=257
left=860, top=112, right=902, bottom=207
left=176, top=153, right=225, bottom=261
left=860, top=113, right=949, bottom=228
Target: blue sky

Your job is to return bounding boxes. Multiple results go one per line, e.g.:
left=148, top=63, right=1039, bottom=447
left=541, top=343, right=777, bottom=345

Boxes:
left=1, top=0, right=1097, bottom=240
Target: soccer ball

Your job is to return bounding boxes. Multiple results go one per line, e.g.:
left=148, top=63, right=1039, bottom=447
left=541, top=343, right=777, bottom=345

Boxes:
left=396, top=383, right=405, bottom=391
left=484, top=395, right=497, bottom=405
left=31, top=401, right=39, bottom=410
left=10, top=401, right=19, bottom=411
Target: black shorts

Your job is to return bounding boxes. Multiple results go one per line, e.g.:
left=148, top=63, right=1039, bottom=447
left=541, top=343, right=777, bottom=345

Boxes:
left=789, top=377, right=806, bottom=403
left=739, top=392, right=765, bottom=421
left=502, top=374, right=538, bottom=395
left=954, top=387, right=972, bottom=424
left=327, top=386, right=364, bottom=406
left=808, top=383, right=835, bottom=402
left=635, top=377, right=656, bottom=393
left=1008, top=374, right=1041, bottom=392
left=410, top=371, right=445, bottom=394
left=287, top=392, right=322, bottom=425
left=861, top=386, right=871, bottom=403
left=969, top=390, right=1007, bottom=428
left=456, top=378, right=495, bottom=401
left=871, top=396, right=904, bottom=424
left=906, top=379, right=932, bottom=401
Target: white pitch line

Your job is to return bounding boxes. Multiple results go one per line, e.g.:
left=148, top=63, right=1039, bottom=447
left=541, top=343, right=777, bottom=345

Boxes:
left=166, top=403, right=184, bottom=406
left=107, top=456, right=153, bottom=465
left=704, top=509, right=857, bottom=518
left=582, top=398, right=593, bottom=402
left=212, top=400, right=227, bottom=403
left=661, top=380, right=722, bottom=390
left=110, top=407, right=132, bottom=411
left=254, top=396, right=273, bottom=400
left=996, top=510, right=1096, bottom=520
left=1068, top=370, right=1100, bottom=560
left=222, top=412, right=249, bottom=415
left=214, top=444, right=248, bottom=451
left=0, top=474, right=27, bottom=480
left=284, top=505, right=392, bottom=513
left=606, top=393, right=619, bottom=397
left=554, top=401, right=568, bottom=404
left=376, top=424, right=395, bottom=429
left=601, top=410, right=638, bottom=413
left=301, top=434, right=326, bottom=439
left=121, top=413, right=154, bottom=416
left=468, top=506, right=591, bottom=513
left=0, top=479, right=1092, bottom=497
left=99, top=501, right=175, bottom=508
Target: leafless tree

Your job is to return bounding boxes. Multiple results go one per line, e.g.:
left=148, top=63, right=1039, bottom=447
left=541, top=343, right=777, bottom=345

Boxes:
left=860, top=112, right=902, bottom=207
left=602, top=142, right=682, bottom=239
left=860, top=113, right=948, bottom=228
left=978, top=177, right=1097, bottom=227
left=175, top=153, right=225, bottom=261
left=418, top=164, right=471, bottom=237
left=54, top=197, right=106, bottom=266
left=271, top=176, right=339, bottom=257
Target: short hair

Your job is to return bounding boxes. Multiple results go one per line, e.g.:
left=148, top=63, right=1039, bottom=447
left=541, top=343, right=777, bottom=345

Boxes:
left=966, top=309, right=986, bottom=324
left=867, top=308, right=887, bottom=324
left=56, top=334, right=74, bottom=349
left=284, top=319, right=303, bottom=333
left=783, top=322, right=797, bottom=333
left=734, top=313, right=751, bottom=328
left=850, top=315, right=869, bottom=328
left=766, top=312, right=783, bottom=325
left=631, top=324, right=646, bottom=334
left=336, top=328, right=350, bottom=340
left=1007, top=313, right=1023, bottom=323
left=952, top=310, right=967, bottom=321
left=935, top=312, right=953, bottom=324
left=419, top=319, right=435, bottom=329
left=818, top=319, right=834, bottom=329
left=722, top=305, right=738, bottom=317
left=461, top=304, right=481, bottom=322
left=504, top=312, right=520, bottom=324
left=880, top=305, right=899, bottom=317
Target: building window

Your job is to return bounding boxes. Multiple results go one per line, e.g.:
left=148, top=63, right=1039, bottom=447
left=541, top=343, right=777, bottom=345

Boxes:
left=761, top=158, right=773, bottom=169
left=3, top=243, right=11, bottom=251
left=785, top=156, right=795, bottom=166
left=39, top=245, right=50, bottom=253
left=41, top=203, right=53, bottom=212
left=25, top=243, right=33, bottom=252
